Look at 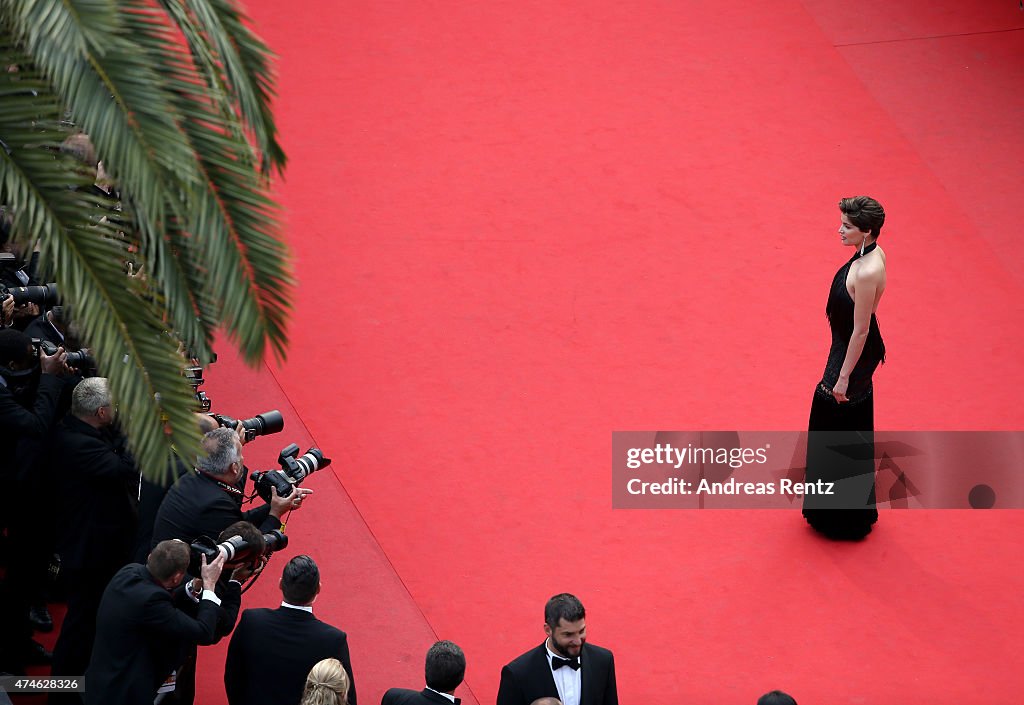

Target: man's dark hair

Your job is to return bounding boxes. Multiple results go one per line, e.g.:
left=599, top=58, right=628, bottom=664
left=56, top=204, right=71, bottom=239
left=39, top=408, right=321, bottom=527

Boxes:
left=757, top=691, right=798, bottom=705
left=544, top=593, right=585, bottom=628
left=148, top=540, right=189, bottom=582
left=424, top=640, right=465, bottom=693
left=0, top=328, right=32, bottom=368
left=218, top=520, right=266, bottom=554
left=281, top=554, right=319, bottom=605
left=196, top=413, right=218, bottom=434
left=839, top=195, right=885, bottom=239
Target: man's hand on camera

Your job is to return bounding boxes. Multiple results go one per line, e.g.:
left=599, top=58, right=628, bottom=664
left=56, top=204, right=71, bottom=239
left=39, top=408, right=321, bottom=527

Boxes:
left=200, top=552, right=226, bottom=591
left=1, top=295, right=13, bottom=326
left=39, top=345, right=71, bottom=376
left=232, top=422, right=249, bottom=446
left=14, top=301, right=40, bottom=321
left=269, top=485, right=313, bottom=518
left=230, top=557, right=265, bottom=584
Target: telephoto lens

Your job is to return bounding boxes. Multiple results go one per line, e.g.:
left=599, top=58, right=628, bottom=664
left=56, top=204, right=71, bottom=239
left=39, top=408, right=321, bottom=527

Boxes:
left=8, top=282, right=59, bottom=307
left=213, top=410, right=285, bottom=441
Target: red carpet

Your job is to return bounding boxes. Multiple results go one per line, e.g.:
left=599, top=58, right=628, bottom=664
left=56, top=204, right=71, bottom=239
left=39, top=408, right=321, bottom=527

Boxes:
left=177, top=1, right=1024, bottom=703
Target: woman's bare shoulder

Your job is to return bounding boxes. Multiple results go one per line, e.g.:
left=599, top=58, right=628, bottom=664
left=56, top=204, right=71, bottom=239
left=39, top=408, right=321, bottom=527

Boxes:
left=854, top=251, right=886, bottom=282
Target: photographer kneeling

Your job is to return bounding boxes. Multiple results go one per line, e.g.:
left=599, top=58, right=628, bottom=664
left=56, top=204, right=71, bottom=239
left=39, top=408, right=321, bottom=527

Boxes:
left=152, top=427, right=312, bottom=548
left=84, top=540, right=237, bottom=705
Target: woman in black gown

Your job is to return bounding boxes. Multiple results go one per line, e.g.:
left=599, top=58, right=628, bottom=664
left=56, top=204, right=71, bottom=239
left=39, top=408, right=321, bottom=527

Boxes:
left=802, top=196, right=887, bottom=540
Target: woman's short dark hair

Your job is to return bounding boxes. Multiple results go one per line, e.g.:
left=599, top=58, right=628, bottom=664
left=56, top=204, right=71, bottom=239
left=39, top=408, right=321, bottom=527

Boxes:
left=839, top=196, right=885, bottom=239
left=424, top=640, right=466, bottom=693
left=544, top=593, right=586, bottom=628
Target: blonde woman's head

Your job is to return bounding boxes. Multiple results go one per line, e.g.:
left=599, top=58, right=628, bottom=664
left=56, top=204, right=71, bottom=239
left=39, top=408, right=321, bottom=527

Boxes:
left=300, top=658, right=350, bottom=705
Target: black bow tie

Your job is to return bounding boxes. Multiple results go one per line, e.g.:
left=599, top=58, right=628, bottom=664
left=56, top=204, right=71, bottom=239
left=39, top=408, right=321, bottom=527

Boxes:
left=551, top=656, right=580, bottom=671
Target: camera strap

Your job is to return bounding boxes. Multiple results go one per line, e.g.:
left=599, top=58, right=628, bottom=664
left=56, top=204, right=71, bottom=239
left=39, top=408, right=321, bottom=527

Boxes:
left=194, top=469, right=243, bottom=497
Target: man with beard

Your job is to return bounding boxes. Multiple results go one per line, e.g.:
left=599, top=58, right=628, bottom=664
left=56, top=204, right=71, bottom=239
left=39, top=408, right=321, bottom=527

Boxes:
left=497, top=594, right=618, bottom=705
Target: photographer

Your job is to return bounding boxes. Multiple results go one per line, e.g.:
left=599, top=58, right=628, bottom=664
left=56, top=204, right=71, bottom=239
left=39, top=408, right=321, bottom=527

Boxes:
left=133, top=413, right=219, bottom=564
left=48, top=377, right=141, bottom=700
left=84, top=540, right=236, bottom=705
left=0, top=226, right=43, bottom=331
left=164, top=520, right=263, bottom=705
left=24, top=305, right=72, bottom=347
left=0, top=328, right=69, bottom=673
left=151, top=427, right=313, bottom=550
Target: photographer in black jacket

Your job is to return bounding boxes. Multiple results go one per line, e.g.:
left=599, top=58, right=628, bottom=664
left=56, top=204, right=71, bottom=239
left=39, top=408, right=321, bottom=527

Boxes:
left=48, top=377, right=140, bottom=702
left=151, top=427, right=312, bottom=549
left=0, top=328, right=69, bottom=673
left=150, top=427, right=308, bottom=705
left=84, top=540, right=235, bottom=705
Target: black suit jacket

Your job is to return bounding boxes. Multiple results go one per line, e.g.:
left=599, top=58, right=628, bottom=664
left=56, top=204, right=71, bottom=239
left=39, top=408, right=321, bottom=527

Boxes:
left=22, top=315, right=63, bottom=346
left=84, top=563, right=235, bottom=705
left=382, top=687, right=459, bottom=705
left=0, top=374, right=63, bottom=484
left=151, top=469, right=279, bottom=548
left=224, top=606, right=357, bottom=705
left=497, top=643, right=618, bottom=705
left=52, top=415, right=139, bottom=573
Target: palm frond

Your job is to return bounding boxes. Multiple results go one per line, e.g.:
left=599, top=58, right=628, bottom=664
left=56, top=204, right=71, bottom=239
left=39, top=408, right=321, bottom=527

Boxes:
left=0, top=42, right=201, bottom=482
left=4, top=0, right=217, bottom=362
left=127, top=2, right=293, bottom=362
left=161, top=0, right=286, bottom=175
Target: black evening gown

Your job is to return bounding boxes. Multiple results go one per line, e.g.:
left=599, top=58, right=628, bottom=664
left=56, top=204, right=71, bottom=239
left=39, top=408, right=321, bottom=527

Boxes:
left=802, top=242, right=885, bottom=539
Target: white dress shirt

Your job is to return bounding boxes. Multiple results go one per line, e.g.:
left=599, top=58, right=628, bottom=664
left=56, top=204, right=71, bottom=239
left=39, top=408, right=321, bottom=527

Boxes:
left=425, top=688, right=456, bottom=703
left=281, top=600, right=313, bottom=613
left=545, top=642, right=581, bottom=705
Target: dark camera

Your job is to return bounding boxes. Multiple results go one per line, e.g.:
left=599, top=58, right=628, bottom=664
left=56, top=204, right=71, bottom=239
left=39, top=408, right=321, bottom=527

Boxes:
left=188, top=529, right=289, bottom=575
left=250, top=443, right=331, bottom=502
left=1, top=282, right=59, bottom=308
left=183, top=365, right=211, bottom=412
left=32, top=338, right=95, bottom=372
left=212, top=410, right=284, bottom=442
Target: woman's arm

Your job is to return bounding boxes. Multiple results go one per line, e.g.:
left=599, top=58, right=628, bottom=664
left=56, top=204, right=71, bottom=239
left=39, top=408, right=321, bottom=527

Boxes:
left=833, top=265, right=881, bottom=401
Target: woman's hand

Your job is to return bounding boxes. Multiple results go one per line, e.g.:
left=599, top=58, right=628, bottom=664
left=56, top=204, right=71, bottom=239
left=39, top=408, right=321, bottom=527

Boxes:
left=832, top=376, right=849, bottom=403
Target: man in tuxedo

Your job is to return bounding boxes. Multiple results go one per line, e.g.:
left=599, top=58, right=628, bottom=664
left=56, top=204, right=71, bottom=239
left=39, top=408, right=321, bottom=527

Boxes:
left=497, top=593, right=618, bottom=705
left=381, top=640, right=466, bottom=705
left=84, top=540, right=235, bottom=705
left=224, top=555, right=357, bottom=705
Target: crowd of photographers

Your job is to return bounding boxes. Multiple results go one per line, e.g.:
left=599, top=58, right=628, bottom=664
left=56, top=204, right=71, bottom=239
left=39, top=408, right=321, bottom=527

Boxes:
left=1, top=180, right=341, bottom=704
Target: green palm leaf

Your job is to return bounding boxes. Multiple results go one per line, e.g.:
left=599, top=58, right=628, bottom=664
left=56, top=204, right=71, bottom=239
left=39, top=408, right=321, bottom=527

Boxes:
left=0, top=44, right=201, bottom=481
left=0, top=0, right=293, bottom=480
left=125, top=2, right=292, bottom=361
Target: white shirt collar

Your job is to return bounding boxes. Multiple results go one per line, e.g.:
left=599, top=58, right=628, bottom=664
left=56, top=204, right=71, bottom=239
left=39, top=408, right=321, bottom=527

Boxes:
left=425, top=688, right=456, bottom=703
left=280, top=600, right=313, bottom=613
